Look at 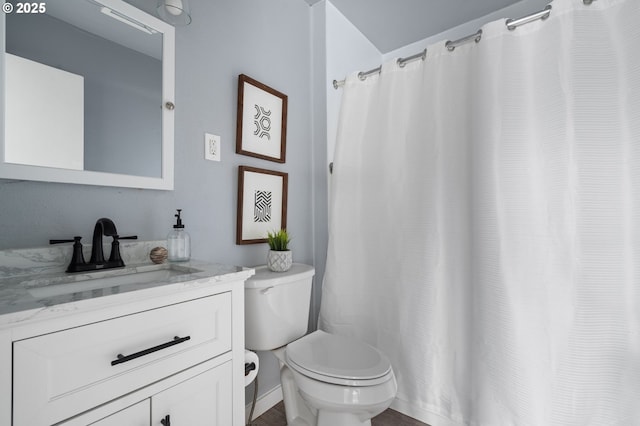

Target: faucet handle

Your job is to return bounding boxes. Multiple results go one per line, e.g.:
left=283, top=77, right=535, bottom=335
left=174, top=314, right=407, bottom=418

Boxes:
left=50, top=237, right=87, bottom=273
left=108, top=235, right=136, bottom=266
left=50, top=236, right=83, bottom=244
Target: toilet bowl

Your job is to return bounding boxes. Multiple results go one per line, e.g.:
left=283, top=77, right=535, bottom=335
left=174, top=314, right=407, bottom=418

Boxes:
left=244, top=264, right=398, bottom=426
left=285, top=330, right=397, bottom=426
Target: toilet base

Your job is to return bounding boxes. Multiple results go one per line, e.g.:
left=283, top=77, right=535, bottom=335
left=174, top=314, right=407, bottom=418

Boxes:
left=279, top=360, right=316, bottom=426
left=281, top=364, right=373, bottom=426
left=317, top=411, right=371, bottom=426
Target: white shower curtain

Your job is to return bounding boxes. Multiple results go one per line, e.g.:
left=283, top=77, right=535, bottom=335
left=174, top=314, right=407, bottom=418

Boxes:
left=319, top=0, right=640, bottom=425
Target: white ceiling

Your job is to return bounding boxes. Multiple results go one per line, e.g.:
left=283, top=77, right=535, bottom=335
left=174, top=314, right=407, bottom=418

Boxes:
left=307, top=0, right=550, bottom=53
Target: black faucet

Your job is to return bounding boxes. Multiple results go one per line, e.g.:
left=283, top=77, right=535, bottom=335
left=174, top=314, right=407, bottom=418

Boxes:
left=50, top=218, right=137, bottom=273
left=89, top=218, right=119, bottom=265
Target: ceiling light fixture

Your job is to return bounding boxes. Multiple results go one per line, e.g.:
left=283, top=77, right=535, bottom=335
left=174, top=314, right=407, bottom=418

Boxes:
left=157, top=0, right=192, bottom=26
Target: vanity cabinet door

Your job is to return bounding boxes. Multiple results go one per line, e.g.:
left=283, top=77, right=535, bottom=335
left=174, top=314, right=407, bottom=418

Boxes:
left=89, top=400, right=150, bottom=426
left=151, top=361, right=233, bottom=426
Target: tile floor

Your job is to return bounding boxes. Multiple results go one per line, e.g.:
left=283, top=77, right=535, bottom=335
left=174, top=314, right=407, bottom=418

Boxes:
left=249, top=401, right=429, bottom=426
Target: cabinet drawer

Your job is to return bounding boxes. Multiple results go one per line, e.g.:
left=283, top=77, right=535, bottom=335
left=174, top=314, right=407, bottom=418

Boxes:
left=13, top=292, right=232, bottom=426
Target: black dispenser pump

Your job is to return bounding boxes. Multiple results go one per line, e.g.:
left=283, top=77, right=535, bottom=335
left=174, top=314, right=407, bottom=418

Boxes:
left=173, top=209, right=185, bottom=229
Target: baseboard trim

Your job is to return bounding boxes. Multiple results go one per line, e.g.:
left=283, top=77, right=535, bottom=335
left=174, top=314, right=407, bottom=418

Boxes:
left=246, top=384, right=283, bottom=423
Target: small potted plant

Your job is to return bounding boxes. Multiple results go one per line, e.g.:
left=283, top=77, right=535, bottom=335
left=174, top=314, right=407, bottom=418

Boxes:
left=266, top=229, right=292, bottom=272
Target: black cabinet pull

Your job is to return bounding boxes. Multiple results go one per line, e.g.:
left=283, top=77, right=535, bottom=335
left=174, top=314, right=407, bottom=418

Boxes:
left=160, top=414, right=171, bottom=426
left=111, top=336, right=191, bottom=366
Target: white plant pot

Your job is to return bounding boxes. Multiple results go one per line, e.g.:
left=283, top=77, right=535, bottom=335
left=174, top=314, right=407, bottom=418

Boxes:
left=267, top=250, right=292, bottom=272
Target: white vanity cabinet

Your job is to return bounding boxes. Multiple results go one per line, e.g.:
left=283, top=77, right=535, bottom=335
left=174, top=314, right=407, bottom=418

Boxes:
left=0, top=265, right=252, bottom=426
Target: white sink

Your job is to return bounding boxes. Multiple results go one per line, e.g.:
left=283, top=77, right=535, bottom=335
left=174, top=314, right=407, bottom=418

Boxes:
left=27, top=265, right=202, bottom=299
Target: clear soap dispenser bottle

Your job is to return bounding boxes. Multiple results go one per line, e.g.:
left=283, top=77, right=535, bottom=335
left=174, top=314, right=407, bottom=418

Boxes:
left=167, top=209, right=191, bottom=262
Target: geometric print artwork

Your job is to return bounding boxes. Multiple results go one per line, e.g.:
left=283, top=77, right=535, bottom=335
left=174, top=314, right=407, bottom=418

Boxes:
left=237, top=166, right=288, bottom=244
left=254, top=190, right=272, bottom=222
left=236, top=74, right=287, bottom=163
left=253, top=105, right=271, bottom=140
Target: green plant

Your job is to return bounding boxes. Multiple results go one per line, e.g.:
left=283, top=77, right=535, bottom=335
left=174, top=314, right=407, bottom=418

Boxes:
left=267, top=229, right=291, bottom=251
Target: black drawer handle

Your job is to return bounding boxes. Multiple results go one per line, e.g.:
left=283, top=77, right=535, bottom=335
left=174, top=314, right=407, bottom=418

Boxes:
left=111, top=335, right=191, bottom=366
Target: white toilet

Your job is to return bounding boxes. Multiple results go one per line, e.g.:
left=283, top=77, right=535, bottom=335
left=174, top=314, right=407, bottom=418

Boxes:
left=245, top=263, right=397, bottom=426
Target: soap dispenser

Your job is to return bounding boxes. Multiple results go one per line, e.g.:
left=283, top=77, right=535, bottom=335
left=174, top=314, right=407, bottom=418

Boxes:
left=167, top=209, right=191, bottom=262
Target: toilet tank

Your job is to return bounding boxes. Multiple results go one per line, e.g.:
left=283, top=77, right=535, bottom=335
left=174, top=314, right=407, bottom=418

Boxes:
left=245, top=263, right=315, bottom=351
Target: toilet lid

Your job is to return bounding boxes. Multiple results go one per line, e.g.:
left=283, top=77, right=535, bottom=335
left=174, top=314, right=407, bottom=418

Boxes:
left=285, top=330, right=392, bottom=386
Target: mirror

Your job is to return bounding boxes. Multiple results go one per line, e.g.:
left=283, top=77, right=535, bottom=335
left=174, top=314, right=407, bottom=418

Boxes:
left=0, top=0, right=175, bottom=190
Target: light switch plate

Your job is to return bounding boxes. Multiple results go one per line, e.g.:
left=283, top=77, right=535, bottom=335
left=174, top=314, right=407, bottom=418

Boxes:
left=204, top=133, right=221, bottom=161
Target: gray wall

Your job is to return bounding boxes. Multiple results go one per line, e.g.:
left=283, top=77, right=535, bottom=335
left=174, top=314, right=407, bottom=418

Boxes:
left=0, top=0, right=326, bottom=403
left=309, top=2, right=328, bottom=333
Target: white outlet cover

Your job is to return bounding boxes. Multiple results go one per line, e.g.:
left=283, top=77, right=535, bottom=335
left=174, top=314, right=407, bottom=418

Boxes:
left=205, top=133, right=221, bottom=162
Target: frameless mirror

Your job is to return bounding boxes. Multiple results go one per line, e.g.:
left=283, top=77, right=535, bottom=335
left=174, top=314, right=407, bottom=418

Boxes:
left=0, top=0, right=175, bottom=190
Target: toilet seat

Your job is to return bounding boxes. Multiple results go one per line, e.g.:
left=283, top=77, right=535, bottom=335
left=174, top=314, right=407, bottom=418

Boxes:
left=285, top=330, right=393, bottom=387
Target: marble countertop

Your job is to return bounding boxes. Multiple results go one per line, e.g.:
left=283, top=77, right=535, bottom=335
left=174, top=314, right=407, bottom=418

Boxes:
left=0, top=240, right=254, bottom=328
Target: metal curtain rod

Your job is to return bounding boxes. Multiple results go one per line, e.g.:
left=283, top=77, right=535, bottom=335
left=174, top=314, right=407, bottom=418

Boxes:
left=333, top=49, right=427, bottom=89
left=445, top=30, right=482, bottom=52
left=332, top=0, right=597, bottom=90
left=397, top=48, right=428, bottom=67
left=506, top=5, right=552, bottom=30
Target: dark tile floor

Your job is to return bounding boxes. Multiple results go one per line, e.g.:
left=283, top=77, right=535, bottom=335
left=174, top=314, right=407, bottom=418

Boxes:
left=249, top=401, right=428, bottom=426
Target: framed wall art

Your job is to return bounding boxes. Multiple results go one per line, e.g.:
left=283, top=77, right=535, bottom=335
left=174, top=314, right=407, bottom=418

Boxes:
left=236, top=74, right=288, bottom=163
left=236, top=165, right=288, bottom=244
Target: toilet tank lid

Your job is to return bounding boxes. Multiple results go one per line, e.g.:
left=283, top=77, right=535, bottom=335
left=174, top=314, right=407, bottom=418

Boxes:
left=244, top=263, right=315, bottom=289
